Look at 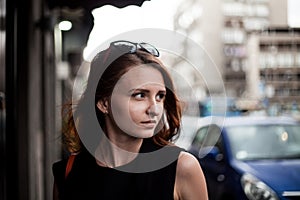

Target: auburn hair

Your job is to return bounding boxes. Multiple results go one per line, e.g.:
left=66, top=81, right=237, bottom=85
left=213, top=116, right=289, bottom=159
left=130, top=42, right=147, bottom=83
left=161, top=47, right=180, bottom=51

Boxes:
left=62, top=48, right=182, bottom=153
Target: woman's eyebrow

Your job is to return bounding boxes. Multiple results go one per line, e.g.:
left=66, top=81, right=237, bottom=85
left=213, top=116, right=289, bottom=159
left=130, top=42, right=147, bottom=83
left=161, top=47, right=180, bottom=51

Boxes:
left=128, top=88, right=150, bottom=93
left=128, top=88, right=166, bottom=93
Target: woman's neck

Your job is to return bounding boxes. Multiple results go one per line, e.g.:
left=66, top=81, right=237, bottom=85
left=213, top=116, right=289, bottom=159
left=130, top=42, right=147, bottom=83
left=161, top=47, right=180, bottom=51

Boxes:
left=94, top=134, right=143, bottom=168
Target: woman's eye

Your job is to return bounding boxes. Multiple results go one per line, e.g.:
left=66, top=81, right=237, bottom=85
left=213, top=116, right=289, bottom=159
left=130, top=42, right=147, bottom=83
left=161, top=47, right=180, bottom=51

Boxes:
left=156, top=93, right=166, bottom=101
left=132, top=93, right=145, bottom=100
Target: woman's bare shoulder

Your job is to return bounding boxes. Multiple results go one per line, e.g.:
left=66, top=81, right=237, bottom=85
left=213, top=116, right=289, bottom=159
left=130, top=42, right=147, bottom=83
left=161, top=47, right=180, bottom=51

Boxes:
left=174, top=151, right=208, bottom=200
left=177, top=151, right=201, bottom=176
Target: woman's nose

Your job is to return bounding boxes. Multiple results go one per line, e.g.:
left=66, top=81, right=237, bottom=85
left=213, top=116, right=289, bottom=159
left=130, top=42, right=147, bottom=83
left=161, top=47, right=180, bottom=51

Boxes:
left=146, top=104, right=160, bottom=117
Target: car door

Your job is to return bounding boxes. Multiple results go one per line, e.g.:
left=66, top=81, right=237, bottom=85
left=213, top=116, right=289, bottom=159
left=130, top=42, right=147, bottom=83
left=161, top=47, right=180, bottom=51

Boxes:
left=189, top=124, right=228, bottom=200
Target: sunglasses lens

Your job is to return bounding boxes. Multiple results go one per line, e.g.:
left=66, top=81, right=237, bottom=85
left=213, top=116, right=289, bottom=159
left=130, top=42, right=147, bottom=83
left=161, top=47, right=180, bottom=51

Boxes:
left=111, top=41, right=159, bottom=57
left=113, top=41, right=136, bottom=53
left=139, top=43, right=160, bottom=57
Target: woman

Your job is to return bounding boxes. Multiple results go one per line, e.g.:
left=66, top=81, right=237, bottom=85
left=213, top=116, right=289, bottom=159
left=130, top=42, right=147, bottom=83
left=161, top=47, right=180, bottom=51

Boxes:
left=53, top=40, right=208, bottom=200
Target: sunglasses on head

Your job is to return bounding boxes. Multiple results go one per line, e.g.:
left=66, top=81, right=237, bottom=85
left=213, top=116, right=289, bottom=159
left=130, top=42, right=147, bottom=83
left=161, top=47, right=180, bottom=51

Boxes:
left=110, top=40, right=160, bottom=57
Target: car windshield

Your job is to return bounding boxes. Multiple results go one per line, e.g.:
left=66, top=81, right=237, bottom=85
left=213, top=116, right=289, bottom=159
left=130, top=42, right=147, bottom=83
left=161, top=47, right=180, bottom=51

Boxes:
left=226, top=124, right=300, bottom=160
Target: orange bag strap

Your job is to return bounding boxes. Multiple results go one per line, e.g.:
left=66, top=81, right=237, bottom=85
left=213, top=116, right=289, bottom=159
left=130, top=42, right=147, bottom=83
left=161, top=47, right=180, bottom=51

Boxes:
left=65, top=154, right=76, bottom=179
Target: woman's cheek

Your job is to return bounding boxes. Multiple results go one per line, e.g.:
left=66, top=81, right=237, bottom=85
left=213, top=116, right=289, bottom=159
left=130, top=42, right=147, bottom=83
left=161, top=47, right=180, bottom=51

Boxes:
left=129, top=102, right=147, bottom=119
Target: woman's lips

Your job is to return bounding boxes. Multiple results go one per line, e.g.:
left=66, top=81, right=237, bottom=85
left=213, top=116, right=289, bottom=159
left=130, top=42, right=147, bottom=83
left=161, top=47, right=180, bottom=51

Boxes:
left=140, top=120, right=157, bottom=128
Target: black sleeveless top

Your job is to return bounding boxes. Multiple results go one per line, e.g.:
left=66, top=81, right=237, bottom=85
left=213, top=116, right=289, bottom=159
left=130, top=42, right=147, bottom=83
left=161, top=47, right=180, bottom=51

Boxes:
left=52, top=139, right=184, bottom=200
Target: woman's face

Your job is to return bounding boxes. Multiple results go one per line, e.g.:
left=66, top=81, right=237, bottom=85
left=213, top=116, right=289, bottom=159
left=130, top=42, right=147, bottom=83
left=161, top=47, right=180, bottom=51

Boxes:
left=108, top=65, right=166, bottom=138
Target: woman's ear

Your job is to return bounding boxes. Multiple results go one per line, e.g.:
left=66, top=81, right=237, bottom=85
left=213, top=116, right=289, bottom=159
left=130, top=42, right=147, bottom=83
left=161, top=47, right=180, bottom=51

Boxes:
left=96, top=99, right=109, bottom=114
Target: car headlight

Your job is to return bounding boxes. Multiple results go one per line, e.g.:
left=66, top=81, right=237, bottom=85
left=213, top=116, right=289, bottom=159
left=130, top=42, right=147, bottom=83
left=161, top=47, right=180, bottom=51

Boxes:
left=241, top=173, right=279, bottom=200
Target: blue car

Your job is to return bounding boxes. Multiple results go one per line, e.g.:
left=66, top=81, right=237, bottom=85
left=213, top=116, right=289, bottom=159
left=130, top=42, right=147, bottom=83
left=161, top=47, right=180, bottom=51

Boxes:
left=187, top=116, right=300, bottom=200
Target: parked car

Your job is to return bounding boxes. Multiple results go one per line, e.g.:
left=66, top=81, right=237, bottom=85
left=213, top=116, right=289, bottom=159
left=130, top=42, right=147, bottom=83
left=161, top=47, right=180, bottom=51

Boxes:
left=186, top=116, right=300, bottom=200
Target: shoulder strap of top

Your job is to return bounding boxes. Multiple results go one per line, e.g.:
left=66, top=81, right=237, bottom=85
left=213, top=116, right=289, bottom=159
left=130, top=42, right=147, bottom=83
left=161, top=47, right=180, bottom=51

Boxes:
left=65, top=154, right=76, bottom=179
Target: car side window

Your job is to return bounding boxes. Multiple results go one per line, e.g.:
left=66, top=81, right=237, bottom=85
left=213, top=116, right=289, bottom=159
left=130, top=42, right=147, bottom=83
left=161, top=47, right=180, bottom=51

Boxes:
left=205, top=125, right=222, bottom=150
left=192, top=125, right=222, bottom=151
left=192, top=127, right=209, bottom=150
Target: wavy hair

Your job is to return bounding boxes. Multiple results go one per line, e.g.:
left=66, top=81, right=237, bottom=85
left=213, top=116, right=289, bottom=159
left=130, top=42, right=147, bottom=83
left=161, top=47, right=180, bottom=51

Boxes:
left=62, top=47, right=182, bottom=153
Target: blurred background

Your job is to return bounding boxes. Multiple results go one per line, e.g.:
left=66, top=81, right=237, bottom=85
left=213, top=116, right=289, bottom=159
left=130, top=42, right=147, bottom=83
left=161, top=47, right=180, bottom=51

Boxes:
left=1, top=0, right=300, bottom=199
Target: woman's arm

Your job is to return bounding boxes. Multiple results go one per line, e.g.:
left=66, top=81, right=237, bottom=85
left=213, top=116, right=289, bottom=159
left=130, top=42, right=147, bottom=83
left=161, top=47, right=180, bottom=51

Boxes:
left=174, top=151, right=208, bottom=200
left=53, top=181, right=59, bottom=200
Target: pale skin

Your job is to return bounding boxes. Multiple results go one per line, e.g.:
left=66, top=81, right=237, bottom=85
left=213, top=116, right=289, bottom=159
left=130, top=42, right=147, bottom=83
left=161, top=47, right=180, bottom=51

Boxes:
left=54, top=65, right=208, bottom=200
left=96, top=65, right=208, bottom=200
